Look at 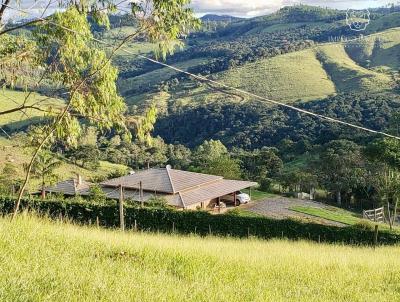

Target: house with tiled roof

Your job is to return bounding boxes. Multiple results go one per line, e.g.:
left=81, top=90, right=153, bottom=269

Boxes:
left=44, top=175, right=92, bottom=196
left=45, top=167, right=257, bottom=210
left=101, top=167, right=257, bottom=209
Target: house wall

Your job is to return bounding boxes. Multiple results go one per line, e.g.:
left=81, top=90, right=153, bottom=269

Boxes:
left=185, top=198, right=219, bottom=210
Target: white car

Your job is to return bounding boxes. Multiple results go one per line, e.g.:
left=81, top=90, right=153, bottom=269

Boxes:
left=221, top=191, right=251, bottom=205
left=236, top=191, right=251, bottom=204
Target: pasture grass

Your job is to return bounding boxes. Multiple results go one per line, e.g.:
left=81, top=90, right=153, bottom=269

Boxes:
left=0, top=137, right=128, bottom=190
left=291, top=205, right=362, bottom=225
left=251, top=189, right=279, bottom=201
left=291, top=205, right=400, bottom=233
left=0, top=89, right=63, bottom=130
left=316, top=44, right=394, bottom=93
left=120, top=28, right=399, bottom=108
left=216, top=48, right=336, bottom=103
left=1, top=214, right=400, bottom=301
left=118, top=58, right=210, bottom=100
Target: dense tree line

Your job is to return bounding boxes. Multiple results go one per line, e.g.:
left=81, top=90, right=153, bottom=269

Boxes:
left=154, top=92, right=400, bottom=150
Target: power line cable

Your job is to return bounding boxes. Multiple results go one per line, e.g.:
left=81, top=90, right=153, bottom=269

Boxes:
left=3, top=3, right=400, bottom=141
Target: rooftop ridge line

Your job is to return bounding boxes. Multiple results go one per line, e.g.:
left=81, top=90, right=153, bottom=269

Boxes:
left=178, top=192, right=186, bottom=209
left=165, top=166, right=176, bottom=194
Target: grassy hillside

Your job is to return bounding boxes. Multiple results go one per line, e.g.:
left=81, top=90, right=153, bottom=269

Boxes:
left=0, top=89, right=128, bottom=189
left=216, top=48, right=336, bottom=102
left=345, top=28, right=400, bottom=70
left=0, top=137, right=128, bottom=189
left=316, top=44, right=394, bottom=93
left=1, top=215, right=400, bottom=301
left=102, top=26, right=159, bottom=57
left=0, top=89, right=64, bottom=131
left=123, top=28, right=399, bottom=106
left=214, top=34, right=396, bottom=103
left=118, top=58, right=210, bottom=104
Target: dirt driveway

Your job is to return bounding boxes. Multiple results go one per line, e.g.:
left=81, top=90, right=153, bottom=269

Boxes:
left=243, top=196, right=346, bottom=227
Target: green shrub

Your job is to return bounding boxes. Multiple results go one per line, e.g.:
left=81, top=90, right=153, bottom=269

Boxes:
left=354, top=221, right=374, bottom=231
left=146, top=196, right=169, bottom=208
left=260, top=177, right=273, bottom=191
left=0, top=196, right=399, bottom=245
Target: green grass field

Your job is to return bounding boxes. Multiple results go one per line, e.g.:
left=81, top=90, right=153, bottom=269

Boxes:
left=1, top=214, right=400, bottom=301
left=290, top=205, right=362, bottom=225
left=290, top=205, right=400, bottom=233
left=216, top=48, right=336, bottom=102
left=0, top=89, right=64, bottom=131
left=118, top=58, right=210, bottom=103
left=251, top=189, right=279, bottom=201
left=0, top=137, right=128, bottom=190
left=316, top=44, right=394, bottom=93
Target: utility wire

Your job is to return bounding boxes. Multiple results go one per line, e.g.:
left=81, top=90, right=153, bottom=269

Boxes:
left=3, top=3, right=400, bottom=141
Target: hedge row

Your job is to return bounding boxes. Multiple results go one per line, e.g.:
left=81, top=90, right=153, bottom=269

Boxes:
left=1, top=196, right=399, bottom=245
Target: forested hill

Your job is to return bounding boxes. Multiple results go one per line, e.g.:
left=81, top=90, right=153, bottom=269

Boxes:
left=200, top=15, right=243, bottom=22
left=2, top=5, right=400, bottom=152
left=103, top=5, right=400, bottom=151
left=115, top=5, right=400, bottom=102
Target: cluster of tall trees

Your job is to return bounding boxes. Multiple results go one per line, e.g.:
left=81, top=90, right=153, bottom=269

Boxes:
left=155, top=92, right=400, bottom=150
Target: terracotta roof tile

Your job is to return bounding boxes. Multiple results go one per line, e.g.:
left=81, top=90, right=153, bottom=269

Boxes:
left=180, top=179, right=258, bottom=206
left=101, top=168, right=222, bottom=194
left=44, top=179, right=92, bottom=196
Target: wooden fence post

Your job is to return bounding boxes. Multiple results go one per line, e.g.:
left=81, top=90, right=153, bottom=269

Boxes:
left=119, top=185, right=125, bottom=231
left=96, top=216, right=100, bottom=228
left=134, top=219, right=137, bottom=232
left=139, top=181, right=144, bottom=207
left=374, top=224, right=379, bottom=248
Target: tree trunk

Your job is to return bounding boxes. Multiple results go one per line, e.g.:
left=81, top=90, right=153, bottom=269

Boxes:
left=336, top=191, right=342, bottom=205
left=310, top=188, right=315, bottom=200
left=41, top=179, right=46, bottom=200
left=0, top=0, right=11, bottom=26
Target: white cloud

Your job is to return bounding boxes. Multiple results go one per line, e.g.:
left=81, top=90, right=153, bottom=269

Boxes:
left=191, top=0, right=284, bottom=17
left=3, top=0, right=396, bottom=21
left=191, top=0, right=395, bottom=17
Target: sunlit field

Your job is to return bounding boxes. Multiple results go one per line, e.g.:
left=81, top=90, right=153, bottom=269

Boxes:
left=1, top=214, right=400, bottom=301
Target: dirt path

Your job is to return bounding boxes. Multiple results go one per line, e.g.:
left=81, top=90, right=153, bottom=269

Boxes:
left=243, top=197, right=346, bottom=227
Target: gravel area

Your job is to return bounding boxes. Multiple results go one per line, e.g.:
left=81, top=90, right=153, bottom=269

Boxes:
left=243, top=196, right=346, bottom=227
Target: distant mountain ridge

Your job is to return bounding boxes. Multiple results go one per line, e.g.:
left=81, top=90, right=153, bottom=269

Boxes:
left=200, top=14, right=243, bottom=22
